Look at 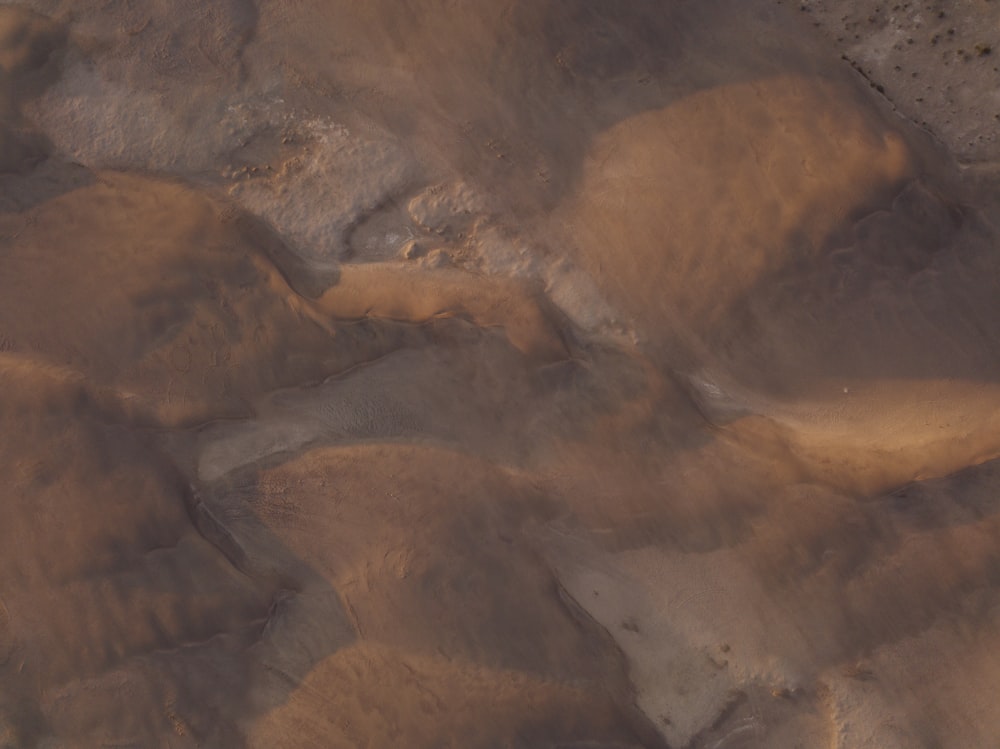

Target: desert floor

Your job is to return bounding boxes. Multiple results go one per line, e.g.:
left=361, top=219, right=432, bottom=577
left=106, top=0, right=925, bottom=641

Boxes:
left=2, top=1, right=1000, bottom=747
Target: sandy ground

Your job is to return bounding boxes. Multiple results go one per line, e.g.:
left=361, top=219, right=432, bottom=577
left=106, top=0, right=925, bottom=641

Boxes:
left=2, top=1, right=1000, bottom=747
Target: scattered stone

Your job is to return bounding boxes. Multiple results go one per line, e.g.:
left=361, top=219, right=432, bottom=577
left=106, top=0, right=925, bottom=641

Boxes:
left=420, top=248, right=452, bottom=269
left=401, top=239, right=424, bottom=260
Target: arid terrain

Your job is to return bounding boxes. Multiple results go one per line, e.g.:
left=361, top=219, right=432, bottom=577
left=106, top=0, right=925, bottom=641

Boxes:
left=2, top=1, right=1000, bottom=747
